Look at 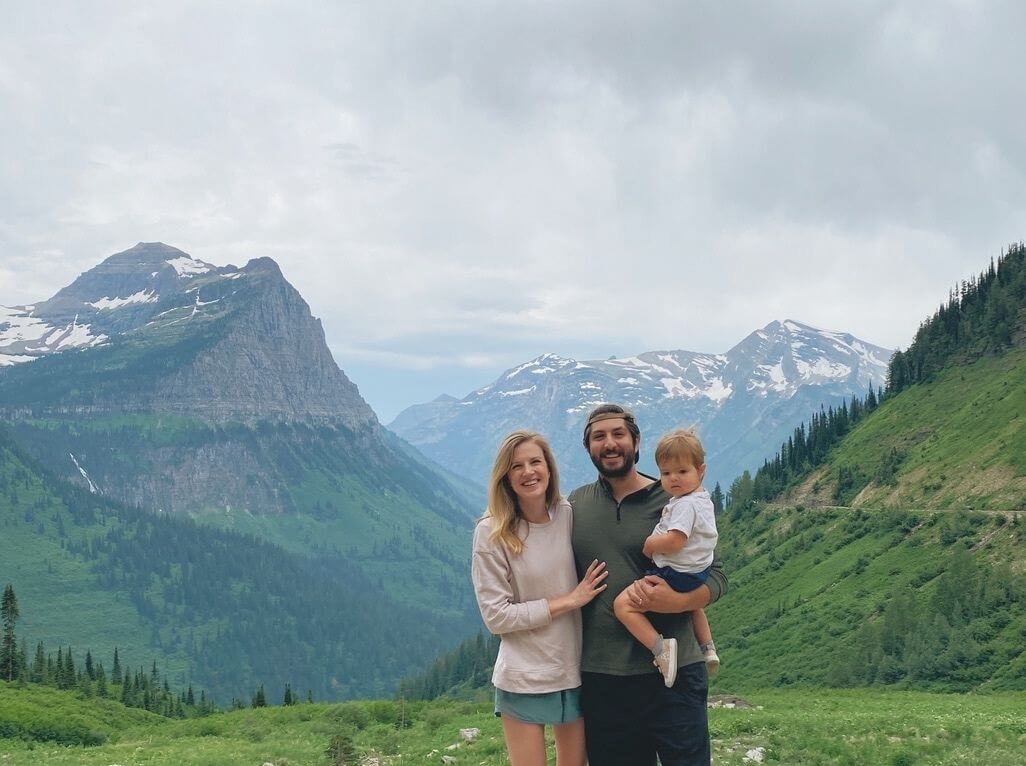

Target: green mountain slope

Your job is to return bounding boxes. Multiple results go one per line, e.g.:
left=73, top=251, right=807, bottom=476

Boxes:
left=713, top=504, right=1026, bottom=691
left=0, top=427, right=479, bottom=701
left=782, top=347, right=1026, bottom=509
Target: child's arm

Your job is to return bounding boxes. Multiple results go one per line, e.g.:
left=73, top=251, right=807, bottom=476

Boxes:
left=643, top=529, right=687, bottom=558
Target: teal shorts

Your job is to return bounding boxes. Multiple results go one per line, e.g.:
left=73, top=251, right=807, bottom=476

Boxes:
left=494, top=687, right=582, bottom=724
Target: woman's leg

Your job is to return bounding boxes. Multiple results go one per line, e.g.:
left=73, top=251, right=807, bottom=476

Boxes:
left=553, top=717, right=587, bottom=766
left=501, top=715, right=548, bottom=766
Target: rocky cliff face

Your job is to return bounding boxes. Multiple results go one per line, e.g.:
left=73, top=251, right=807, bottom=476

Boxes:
left=1, top=243, right=375, bottom=428
left=0, top=244, right=474, bottom=533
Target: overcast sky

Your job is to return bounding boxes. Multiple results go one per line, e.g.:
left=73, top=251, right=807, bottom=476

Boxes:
left=3, top=1, right=1026, bottom=421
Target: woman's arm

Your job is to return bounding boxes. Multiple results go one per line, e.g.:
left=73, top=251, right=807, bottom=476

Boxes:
left=471, top=528, right=608, bottom=633
left=471, top=546, right=552, bottom=635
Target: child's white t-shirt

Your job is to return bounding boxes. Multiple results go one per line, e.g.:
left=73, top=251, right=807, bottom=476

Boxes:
left=651, top=489, right=718, bottom=573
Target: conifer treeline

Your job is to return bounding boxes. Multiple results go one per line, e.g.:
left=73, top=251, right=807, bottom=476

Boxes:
left=401, top=632, right=499, bottom=700
left=725, top=386, right=882, bottom=513
left=888, top=243, right=1026, bottom=393
left=0, top=584, right=213, bottom=717
left=0, top=427, right=474, bottom=702
left=0, top=584, right=310, bottom=717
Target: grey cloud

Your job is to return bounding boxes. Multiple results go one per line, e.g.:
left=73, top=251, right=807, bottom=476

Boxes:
left=2, top=1, right=1025, bottom=419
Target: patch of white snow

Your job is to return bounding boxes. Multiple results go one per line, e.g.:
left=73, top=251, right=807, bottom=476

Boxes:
left=69, top=453, right=99, bottom=494
left=87, top=290, right=158, bottom=310
left=165, top=256, right=212, bottom=277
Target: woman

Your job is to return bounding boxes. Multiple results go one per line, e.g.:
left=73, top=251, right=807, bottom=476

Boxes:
left=471, top=430, right=608, bottom=766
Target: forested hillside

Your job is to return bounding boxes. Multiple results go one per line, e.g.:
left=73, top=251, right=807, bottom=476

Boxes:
left=728, top=242, right=1026, bottom=511
left=0, top=426, right=479, bottom=701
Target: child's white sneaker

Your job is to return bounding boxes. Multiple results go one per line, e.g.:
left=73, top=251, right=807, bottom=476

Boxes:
left=704, top=648, right=720, bottom=678
left=653, top=638, right=678, bottom=687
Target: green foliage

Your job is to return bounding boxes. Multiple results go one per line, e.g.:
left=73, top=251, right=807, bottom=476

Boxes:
left=711, top=505, right=1026, bottom=693
left=0, top=427, right=479, bottom=702
left=726, top=387, right=882, bottom=513
left=888, top=243, right=1026, bottom=394
left=1, top=687, right=1025, bottom=765
left=401, top=631, right=499, bottom=700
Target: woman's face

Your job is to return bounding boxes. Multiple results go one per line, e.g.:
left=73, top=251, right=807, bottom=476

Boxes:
left=506, top=440, right=550, bottom=505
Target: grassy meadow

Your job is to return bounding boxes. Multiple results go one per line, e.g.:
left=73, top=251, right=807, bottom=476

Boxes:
left=2, top=681, right=1025, bottom=765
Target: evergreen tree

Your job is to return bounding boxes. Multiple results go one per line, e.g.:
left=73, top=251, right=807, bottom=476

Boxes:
left=31, top=641, right=45, bottom=683
left=283, top=683, right=295, bottom=706
left=710, top=483, right=725, bottom=515
left=111, top=646, right=122, bottom=685
left=252, top=684, right=267, bottom=708
left=0, top=584, right=19, bottom=682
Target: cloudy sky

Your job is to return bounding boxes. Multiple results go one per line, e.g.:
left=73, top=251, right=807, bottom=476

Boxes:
left=3, top=1, right=1025, bottom=420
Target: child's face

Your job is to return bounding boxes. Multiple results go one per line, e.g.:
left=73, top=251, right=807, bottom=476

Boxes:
left=658, top=457, right=705, bottom=497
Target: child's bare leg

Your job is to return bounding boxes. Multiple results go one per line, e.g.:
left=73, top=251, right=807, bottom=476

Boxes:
left=691, top=608, right=713, bottom=646
left=613, top=587, right=659, bottom=651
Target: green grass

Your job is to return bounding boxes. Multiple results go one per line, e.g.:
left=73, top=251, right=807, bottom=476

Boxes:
left=711, top=504, right=1026, bottom=692
left=793, top=347, right=1026, bottom=509
left=1, top=687, right=1024, bottom=765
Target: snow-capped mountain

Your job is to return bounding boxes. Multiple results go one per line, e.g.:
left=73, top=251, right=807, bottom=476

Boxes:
left=1, top=242, right=375, bottom=426
left=0, top=243, right=479, bottom=527
left=389, top=321, right=892, bottom=490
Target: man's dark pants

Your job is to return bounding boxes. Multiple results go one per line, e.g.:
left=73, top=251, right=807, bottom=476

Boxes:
left=581, top=662, right=710, bottom=766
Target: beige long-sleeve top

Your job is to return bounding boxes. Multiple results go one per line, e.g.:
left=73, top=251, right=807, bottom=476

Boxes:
left=471, top=499, right=582, bottom=694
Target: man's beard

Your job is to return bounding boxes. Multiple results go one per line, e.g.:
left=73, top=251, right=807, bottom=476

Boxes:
left=590, top=446, right=637, bottom=478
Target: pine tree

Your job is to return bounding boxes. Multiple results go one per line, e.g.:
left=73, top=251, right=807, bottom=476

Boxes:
left=0, top=584, right=19, bottom=682
left=710, top=483, right=725, bottom=515
left=31, top=641, right=45, bottom=683
left=252, top=685, right=267, bottom=708
left=111, top=647, right=122, bottom=685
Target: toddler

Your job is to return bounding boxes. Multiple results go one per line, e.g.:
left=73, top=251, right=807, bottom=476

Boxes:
left=613, top=428, right=720, bottom=686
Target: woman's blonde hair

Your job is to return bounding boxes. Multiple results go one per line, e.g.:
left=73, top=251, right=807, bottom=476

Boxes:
left=486, top=430, right=561, bottom=555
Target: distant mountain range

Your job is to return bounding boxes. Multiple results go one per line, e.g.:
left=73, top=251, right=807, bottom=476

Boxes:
left=0, top=242, right=480, bottom=700
left=389, top=320, right=892, bottom=489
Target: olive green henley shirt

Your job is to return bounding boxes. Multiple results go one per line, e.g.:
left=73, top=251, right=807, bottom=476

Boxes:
left=569, top=475, right=728, bottom=676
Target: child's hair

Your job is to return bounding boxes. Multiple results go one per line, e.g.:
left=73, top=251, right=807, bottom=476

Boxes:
left=485, top=430, right=561, bottom=555
left=654, top=428, right=705, bottom=469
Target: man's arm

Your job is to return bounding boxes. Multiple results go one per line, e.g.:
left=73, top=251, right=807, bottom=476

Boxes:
left=627, top=557, right=727, bottom=613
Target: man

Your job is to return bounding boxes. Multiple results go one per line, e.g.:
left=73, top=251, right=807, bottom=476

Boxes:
left=569, top=403, right=727, bottom=766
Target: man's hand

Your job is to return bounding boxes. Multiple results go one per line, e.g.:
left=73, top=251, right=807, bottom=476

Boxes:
left=626, top=575, right=711, bottom=614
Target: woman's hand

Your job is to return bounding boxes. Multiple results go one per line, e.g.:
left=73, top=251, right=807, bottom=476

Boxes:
left=571, top=559, right=609, bottom=608
left=548, top=560, right=608, bottom=618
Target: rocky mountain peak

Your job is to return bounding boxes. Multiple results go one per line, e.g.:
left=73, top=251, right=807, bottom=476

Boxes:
left=389, top=320, right=892, bottom=489
left=1, top=244, right=376, bottom=428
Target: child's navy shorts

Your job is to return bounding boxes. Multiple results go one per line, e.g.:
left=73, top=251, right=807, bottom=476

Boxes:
left=643, top=564, right=712, bottom=593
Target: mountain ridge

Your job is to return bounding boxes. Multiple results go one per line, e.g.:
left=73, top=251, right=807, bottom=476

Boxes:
left=389, top=319, right=890, bottom=489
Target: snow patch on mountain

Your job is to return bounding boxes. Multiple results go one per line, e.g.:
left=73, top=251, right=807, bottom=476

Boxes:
left=0, top=354, right=35, bottom=366
left=0, top=306, right=52, bottom=343
left=87, top=290, right=159, bottom=310
left=69, top=453, right=99, bottom=494
left=500, top=387, right=536, bottom=397
left=166, top=256, right=212, bottom=277
left=2, top=307, right=108, bottom=363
